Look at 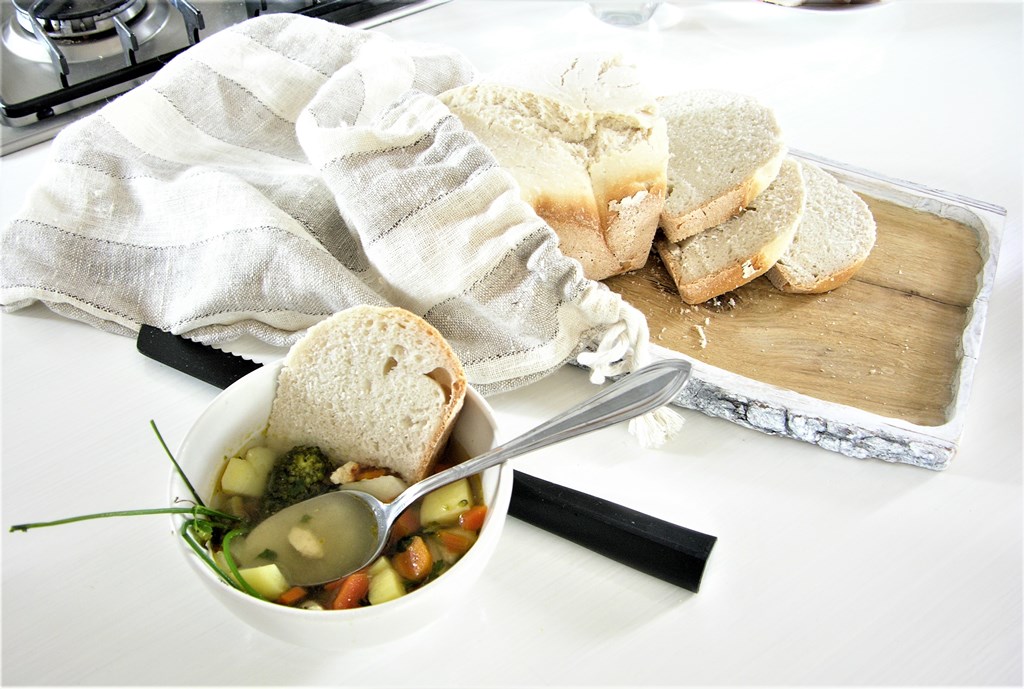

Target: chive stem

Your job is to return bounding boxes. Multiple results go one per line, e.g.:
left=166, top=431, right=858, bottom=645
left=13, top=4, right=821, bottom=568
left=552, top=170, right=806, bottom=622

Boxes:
left=151, top=419, right=205, bottom=507
left=9, top=506, right=239, bottom=533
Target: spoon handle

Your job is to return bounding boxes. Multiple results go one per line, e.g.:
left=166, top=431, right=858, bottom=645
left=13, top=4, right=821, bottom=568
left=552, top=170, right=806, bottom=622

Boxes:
left=390, top=359, right=692, bottom=514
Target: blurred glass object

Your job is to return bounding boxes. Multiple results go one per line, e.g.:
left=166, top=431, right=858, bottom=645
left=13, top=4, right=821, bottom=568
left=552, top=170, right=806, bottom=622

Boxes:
left=588, top=1, right=663, bottom=26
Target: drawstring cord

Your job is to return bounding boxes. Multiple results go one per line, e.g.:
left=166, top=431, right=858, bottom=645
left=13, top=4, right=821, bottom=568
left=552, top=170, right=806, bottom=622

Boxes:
left=576, top=321, right=632, bottom=384
left=576, top=309, right=686, bottom=449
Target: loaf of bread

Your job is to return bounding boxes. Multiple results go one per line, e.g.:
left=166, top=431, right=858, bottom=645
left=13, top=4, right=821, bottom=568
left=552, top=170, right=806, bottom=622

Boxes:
left=658, top=90, right=787, bottom=243
left=439, top=73, right=668, bottom=281
left=267, top=306, right=466, bottom=484
left=655, top=158, right=806, bottom=304
left=766, top=161, right=877, bottom=293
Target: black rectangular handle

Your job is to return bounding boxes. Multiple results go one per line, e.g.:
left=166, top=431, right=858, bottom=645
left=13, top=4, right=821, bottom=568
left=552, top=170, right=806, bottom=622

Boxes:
left=509, top=471, right=715, bottom=592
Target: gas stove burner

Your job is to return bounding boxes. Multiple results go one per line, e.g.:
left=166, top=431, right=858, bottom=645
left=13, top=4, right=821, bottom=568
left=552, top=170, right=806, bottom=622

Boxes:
left=4, top=0, right=172, bottom=67
left=15, top=0, right=148, bottom=38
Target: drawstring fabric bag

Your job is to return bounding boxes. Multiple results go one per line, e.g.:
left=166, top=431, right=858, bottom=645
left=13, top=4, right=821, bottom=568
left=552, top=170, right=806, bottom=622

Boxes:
left=0, top=14, right=680, bottom=445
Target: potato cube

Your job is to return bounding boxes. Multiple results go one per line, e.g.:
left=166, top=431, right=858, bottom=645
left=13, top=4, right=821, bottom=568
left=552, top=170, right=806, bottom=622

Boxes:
left=367, top=557, right=406, bottom=605
left=419, top=478, right=473, bottom=526
left=220, top=455, right=266, bottom=497
left=367, top=556, right=392, bottom=577
left=237, top=563, right=290, bottom=600
left=245, top=446, right=277, bottom=475
left=220, top=446, right=276, bottom=497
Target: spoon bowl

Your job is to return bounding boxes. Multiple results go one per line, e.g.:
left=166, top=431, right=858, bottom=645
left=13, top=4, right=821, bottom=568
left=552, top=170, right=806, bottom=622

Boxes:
left=238, top=359, right=692, bottom=587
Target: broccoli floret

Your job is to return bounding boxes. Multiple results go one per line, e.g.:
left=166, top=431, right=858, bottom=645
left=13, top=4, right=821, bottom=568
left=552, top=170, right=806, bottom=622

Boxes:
left=258, top=445, right=334, bottom=520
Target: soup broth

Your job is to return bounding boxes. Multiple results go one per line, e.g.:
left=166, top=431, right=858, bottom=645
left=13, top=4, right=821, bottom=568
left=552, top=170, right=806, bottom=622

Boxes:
left=208, top=439, right=486, bottom=610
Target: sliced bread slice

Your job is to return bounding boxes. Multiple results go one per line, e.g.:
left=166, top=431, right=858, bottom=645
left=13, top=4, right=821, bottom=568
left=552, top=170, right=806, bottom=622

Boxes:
left=659, top=90, right=787, bottom=243
left=439, top=74, right=667, bottom=281
left=267, top=306, right=466, bottom=484
left=655, top=157, right=806, bottom=304
left=766, top=161, right=876, bottom=294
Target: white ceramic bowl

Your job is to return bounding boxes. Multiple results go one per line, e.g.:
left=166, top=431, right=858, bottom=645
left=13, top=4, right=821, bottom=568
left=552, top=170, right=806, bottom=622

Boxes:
left=170, top=359, right=512, bottom=649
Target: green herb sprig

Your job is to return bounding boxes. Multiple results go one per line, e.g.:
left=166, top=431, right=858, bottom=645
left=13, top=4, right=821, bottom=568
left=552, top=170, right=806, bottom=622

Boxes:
left=8, top=421, right=253, bottom=596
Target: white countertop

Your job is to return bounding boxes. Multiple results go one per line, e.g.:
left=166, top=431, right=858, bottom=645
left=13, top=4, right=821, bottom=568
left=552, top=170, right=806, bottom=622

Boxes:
left=1, top=1, right=1021, bottom=685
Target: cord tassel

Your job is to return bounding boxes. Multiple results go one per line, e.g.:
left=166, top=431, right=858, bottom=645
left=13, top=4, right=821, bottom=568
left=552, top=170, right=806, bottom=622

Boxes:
left=629, top=405, right=686, bottom=449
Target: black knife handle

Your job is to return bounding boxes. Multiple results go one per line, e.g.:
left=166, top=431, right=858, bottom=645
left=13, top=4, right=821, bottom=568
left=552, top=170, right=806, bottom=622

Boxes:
left=509, top=471, right=715, bottom=592
left=136, top=324, right=262, bottom=390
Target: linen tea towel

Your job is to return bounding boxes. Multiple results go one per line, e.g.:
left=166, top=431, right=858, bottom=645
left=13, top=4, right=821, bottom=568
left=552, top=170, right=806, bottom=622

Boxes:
left=0, top=14, right=679, bottom=443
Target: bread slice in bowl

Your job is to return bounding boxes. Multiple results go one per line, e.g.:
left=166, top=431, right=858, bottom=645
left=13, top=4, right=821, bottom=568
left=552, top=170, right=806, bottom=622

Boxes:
left=655, top=157, right=806, bottom=305
left=658, top=90, right=787, bottom=243
left=267, top=306, right=466, bottom=484
left=766, top=160, right=877, bottom=294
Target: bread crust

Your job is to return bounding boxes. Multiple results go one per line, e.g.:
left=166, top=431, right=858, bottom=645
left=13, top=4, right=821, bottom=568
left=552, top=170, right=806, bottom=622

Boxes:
left=660, top=150, right=785, bottom=243
left=660, top=182, right=749, bottom=243
left=655, top=158, right=805, bottom=305
left=655, top=226, right=795, bottom=304
left=533, top=192, right=622, bottom=280
left=657, top=90, right=786, bottom=243
left=766, top=256, right=868, bottom=294
left=764, top=160, right=876, bottom=294
left=606, top=184, right=665, bottom=272
left=523, top=168, right=666, bottom=281
left=440, top=82, right=667, bottom=282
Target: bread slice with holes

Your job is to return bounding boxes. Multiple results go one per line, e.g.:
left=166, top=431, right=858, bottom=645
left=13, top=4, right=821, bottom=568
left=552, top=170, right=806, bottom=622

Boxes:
left=266, top=306, right=466, bottom=484
left=658, top=90, right=787, bottom=243
left=655, top=157, right=806, bottom=304
left=766, top=161, right=876, bottom=294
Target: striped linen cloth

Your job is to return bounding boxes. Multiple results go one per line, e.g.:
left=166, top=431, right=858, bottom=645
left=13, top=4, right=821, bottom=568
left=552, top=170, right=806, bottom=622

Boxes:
left=0, top=13, right=663, bottom=409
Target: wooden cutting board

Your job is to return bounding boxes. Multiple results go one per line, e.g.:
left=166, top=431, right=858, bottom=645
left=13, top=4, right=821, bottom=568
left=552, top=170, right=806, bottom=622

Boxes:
left=603, top=154, right=1004, bottom=469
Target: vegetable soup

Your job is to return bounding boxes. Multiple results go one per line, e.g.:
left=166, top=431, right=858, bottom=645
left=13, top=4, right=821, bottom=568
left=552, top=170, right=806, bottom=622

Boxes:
left=205, top=439, right=486, bottom=610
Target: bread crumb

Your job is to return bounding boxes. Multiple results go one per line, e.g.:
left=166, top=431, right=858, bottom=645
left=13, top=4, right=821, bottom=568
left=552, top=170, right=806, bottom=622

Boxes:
left=741, top=260, right=756, bottom=278
left=694, top=323, right=708, bottom=349
left=330, top=461, right=361, bottom=485
left=608, top=189, right=650, bottom=212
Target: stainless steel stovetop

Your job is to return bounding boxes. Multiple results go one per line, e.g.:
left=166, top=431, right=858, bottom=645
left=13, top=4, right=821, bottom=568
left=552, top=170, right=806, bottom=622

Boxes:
left=0, top=0, right=448, bottom=155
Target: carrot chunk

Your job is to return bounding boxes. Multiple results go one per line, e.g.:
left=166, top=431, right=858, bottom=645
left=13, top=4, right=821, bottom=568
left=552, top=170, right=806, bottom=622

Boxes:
left=392, top=507, right=421, bottom=541
left=275, top=586, right=308, bottom=606
left=330, top=572, right=370, bottom=610
left=458, top=504, right=488, bottom=531
left=322, top=577, right=345, bottom=592
left=355, top=466, right=388, bottom=481
left=437, top=529, right=473, bottom=555
left=392, top=536, right=434, bottom=582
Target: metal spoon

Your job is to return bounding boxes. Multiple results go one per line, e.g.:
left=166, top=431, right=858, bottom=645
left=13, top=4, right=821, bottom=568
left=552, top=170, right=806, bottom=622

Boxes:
left=233, top=359, right=692, bottom=587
